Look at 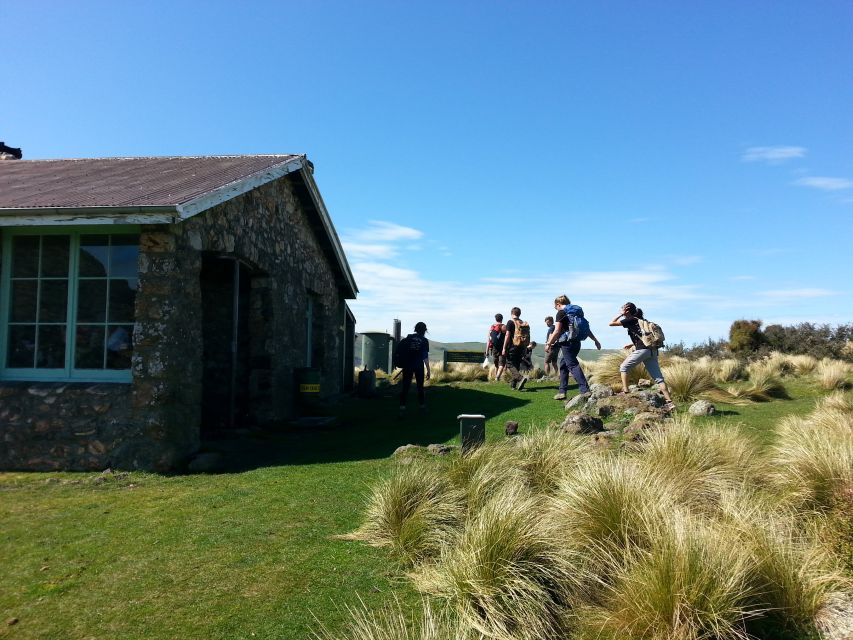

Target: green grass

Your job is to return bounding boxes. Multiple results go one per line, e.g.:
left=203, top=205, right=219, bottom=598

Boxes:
left=0, top=376, right=834, bottom=639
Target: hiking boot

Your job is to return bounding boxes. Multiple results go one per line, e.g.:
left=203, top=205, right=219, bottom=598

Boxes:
left=553, top=392, right=566, bottom=401
left=517, top=376, right=528, bottom=391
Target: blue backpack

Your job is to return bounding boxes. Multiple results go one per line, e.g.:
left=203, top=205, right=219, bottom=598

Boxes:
left=558, top=304, right=591, bottom=342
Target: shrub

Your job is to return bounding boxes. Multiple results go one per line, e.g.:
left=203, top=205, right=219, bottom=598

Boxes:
left=341, top=462, right=465, bottom=566
left=729, top=319, right=766, bottom=354
left=762, top=322, right=853, bottom=361
left=412, top=487, right=578, bottom=640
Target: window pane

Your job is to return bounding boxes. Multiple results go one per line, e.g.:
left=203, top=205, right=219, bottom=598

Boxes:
left=11, top=236, right=39, bottom=278
left=106, top=324, right=133, bottom=370
left=108, top=279, right=137, bottom=322
left=77, top=279, right=107, bottom=322
left=110, top=236, right=139, bottom=277
left=10, top=280, right=38, bottom=322
left=7, top=325, right=36, bottom=367
left=75, top=325, right=105, bottom=369
left=79, top=236, right=109, bottom=277
left=41, top=236, right=70, bottom=277
left=39, top=280, right=69, bottom=323
left=36, top=325, right=66, bottom=369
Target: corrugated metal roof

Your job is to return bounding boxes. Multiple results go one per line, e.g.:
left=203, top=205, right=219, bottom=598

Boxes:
left=0, top=155, right=303, bottom=209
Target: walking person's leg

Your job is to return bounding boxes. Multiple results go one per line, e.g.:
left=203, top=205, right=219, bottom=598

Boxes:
left=399, top=369, right=413, bottom=414
left=555, top=345, right=570, bottom=399
left=565, top=339, right=590, bottom=394
left=641, top=349, right=674, bottom=406
left=619, top=349, right=650, bottom=393
left=506, top=350, right=523, bottom=389
left=415, top=366, right=426, bottom=409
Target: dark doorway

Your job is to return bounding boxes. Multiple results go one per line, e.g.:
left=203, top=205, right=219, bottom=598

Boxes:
left=200, top=255, right=251, bottom=435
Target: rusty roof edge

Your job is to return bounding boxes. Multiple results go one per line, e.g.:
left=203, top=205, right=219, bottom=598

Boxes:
left=297, top=166, right=359, bottom=299
left=0, top=206, right=178, bottom=227
left=175, top=155, right=306, bottom=220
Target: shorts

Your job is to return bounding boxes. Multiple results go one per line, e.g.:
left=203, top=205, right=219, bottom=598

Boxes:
left=620, top=348, right=664, bottom=384
left=491, top=347, right=506, bottom=366
left=545, top=347, right=558, bottom=365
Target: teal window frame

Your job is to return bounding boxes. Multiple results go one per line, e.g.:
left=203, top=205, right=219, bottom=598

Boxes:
left=0, top=226, right=141, bottom=383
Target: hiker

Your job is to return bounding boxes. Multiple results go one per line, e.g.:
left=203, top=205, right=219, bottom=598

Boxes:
left=397, top=321, right=431, bottom=416
left=608, top=302, right=675, bottom=410
left=543, top=316, right=558, bottom=377
left=486, top=313, right=507, bottom=381
left=502, top=307, right=530, bottom=391
left=545, top=295, right=601, bottom=401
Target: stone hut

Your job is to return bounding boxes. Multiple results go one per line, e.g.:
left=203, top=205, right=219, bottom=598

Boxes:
left=0, top=155, right=358, bottom=471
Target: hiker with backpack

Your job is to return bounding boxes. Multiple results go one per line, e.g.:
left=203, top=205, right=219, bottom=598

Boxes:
left=502, top=307, right=530, bottom=391
left=609, top=302, right=675, bottom=411
left=396, top=321, right=431, bottom=417
left=486, top=313, right=507, bottom=382
left=544, top=295, right=601, bottom=401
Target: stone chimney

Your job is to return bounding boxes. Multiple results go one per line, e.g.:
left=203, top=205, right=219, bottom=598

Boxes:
left=0, top=142, right=22, bottom=160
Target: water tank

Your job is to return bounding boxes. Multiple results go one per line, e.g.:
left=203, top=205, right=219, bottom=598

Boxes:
left=361, top=332, right=393, bottom=372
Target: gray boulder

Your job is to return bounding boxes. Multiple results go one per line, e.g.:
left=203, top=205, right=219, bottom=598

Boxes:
left=561, top=414, right=605, bottom=434
left=589, top=384, right=613, bottom=400
left=688, top=400, right=716, bottom=416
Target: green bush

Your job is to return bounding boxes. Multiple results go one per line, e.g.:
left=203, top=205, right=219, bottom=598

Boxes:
left=729, top=319, right=766, bottom=354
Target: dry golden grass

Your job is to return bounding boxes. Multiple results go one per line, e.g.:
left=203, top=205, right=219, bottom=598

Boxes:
left=586, top=350, right=647, bottom=390
left=729, top=362, right=789, bottom=401
left=814, top=358, right=851, bottom=390
left=661, top=360, right=742, bottom=403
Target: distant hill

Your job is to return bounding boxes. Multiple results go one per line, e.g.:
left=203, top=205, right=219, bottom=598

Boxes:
left=354, top=333, right=615, bottom=368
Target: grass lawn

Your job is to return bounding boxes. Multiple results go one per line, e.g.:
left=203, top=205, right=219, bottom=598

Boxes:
left=0, top=376, right=830, bottom=639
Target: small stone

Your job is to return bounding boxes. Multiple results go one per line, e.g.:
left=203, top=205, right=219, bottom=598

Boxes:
left=427, top=444, right=455, bottom=455
left=589, top=384, right=613, bottom=400
left=688, top=400, right=716, bottom=416
left=561, top=414, right=604, bottom=434
left=6, top=618, right=18, bottom=626
left=564, top=394, right=589, bottom=411
left=392, top=444, right=424, bottom=457
left=504, top=421, right=519, bottom=436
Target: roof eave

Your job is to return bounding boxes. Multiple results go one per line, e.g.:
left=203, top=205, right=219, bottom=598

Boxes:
left=0, top=206, right=178, bottom=226
left=296, top=166, right=359, bottom=299
left=175, top=155, right=306, bottom=220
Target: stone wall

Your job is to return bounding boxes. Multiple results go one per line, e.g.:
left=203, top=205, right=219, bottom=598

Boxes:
left=0, top=173, right=350, bottom=471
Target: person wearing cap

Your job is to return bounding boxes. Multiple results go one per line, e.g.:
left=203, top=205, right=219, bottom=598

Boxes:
left=398, top=321, right=431, bottom=416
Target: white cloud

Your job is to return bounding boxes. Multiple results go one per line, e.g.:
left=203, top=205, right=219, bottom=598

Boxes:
left=759, top=288, right=836, bottom=299
left=793, top=176, right=853, bottom=191
left=671, top=255, right=702, bottom=266
left=341, top=242, right=399, bottom=259
left=742, top=146, right=806, bottom=163
left=351, top=220, right=423, bottom=242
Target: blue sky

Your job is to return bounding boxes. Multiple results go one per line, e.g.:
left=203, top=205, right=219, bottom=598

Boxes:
left=3, top=1, right=851, bottom=347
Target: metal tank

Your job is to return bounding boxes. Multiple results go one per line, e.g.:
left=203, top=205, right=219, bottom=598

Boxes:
left=360, top=331, right=393, bottom=372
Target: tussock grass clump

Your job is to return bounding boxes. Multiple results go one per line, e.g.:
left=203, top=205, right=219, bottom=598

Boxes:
left=633, top=417, right=763, bottom=510
left=816, top=389, right=853, bottom=413
left=714, top=358, right=746, bottom=382
left=579, top=514, right=761, bottom=640
left=729, top=362, right=789, bottom=402
left=341, top=462, right=465, bottom=565
left=788, top=354, right=820, bottom=376
left=587, top=351, right=647, bottom=390
left=412, top=487, right=578, bottom=640
left=661, top=360, right=740, bottom=403
left=769, top=409, right=853, bottom=512
left=549, top=457, right=673, bottom=569
left=814, top=358, right=851, bottom=390
left=311, top=597, right=454, bottom=640
left=429, top=363, right=489, bottom=384
left=508, top=426, right=597, bottom=496
left=446, top=443, right=525, bottom=515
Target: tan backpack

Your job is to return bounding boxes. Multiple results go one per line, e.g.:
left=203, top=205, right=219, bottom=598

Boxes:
left=637, top=318, right=665, bottom=348
left=511, top=319, right=530, bottom=348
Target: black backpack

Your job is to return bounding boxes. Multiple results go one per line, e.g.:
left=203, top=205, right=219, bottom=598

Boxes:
left=393, top=336, right=411, bottom=369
